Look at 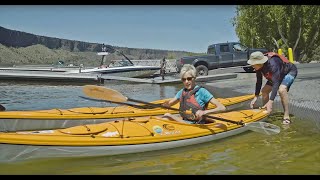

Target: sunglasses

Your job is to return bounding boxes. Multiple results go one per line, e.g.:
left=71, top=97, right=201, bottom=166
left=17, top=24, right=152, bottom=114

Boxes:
left=181, top=77, right=194, bottom=82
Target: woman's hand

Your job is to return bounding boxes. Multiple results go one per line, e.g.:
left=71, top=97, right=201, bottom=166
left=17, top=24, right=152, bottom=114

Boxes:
left=195, top=110, right=206, bottom=120
left=162, top=101, right=170, bottom=108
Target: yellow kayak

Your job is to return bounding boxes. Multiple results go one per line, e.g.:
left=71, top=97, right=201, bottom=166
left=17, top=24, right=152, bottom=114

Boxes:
left=0, top=108, right=275, bottom=163
left=0, top=94, right=255, bottom=131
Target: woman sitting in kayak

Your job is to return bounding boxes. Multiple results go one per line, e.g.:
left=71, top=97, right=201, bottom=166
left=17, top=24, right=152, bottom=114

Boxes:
left=162, top=64, right=226, bottom=124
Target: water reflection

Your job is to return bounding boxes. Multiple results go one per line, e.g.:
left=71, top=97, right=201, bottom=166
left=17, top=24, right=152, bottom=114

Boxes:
left=0, top=81, right=319, bottom=174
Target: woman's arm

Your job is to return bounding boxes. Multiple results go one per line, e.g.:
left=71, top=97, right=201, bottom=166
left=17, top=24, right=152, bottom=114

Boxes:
left=195, top=97, right=226, bottom=119
left=162, top=97, right=179, bottom=108
left=206, top=98, right=227, bottom=114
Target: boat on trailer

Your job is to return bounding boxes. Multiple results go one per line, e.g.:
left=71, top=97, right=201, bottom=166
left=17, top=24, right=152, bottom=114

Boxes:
left=66, top=49, right=161, bottom=78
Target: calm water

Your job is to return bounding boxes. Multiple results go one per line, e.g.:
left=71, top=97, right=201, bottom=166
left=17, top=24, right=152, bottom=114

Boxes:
left=0, top=81, right=319, bottom=175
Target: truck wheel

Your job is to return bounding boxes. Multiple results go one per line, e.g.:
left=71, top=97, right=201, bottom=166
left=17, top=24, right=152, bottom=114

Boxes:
left=243, top=66, right=255, bottom=73
left=196, top=65, right=208, bottom=76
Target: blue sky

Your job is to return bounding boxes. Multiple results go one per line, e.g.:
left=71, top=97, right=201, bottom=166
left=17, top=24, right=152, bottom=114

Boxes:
left=0, top=5, right=239, bottom=53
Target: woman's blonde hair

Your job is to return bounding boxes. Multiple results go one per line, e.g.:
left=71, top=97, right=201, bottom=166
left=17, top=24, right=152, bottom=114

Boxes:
left=180, top=64, right=197, bottom=78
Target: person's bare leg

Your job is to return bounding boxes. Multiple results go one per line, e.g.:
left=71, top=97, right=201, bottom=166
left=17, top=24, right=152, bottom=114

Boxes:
left=163, top=113, right=186, bottom=123
left=278, top=85, right=290, bottom=120
left=261, top=85, right=272, bottom=105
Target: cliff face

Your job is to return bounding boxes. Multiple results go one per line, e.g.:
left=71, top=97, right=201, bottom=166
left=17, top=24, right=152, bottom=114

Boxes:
left=0, top=26, right=101, bottom=52
left=0, top=26, right=196, bottom=67
left=0, top=26, right=190, bottom=62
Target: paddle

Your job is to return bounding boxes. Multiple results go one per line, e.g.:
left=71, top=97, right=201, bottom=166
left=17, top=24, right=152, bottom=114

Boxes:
left=83, top=85, right=179, bottom=111
left=79, top=96, right=158, bottom=109
left=82, top=85, right=280, bottom=135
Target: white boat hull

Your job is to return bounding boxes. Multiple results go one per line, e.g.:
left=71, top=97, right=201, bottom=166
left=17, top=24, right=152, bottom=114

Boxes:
left=66, top=65, right=160, bottom=78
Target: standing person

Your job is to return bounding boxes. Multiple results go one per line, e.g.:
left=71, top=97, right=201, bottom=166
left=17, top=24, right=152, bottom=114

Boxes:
left=160, top=57, right=167, bottom=80
left=162, top=64, right=226, bottom=124
left=102, top=43, right=106, bottom=52
left=247, top=51, right=298, bottom=124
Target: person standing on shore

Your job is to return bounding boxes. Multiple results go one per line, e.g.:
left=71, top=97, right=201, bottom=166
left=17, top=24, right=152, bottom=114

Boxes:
left=247, top=51, right=298, bottom=125
left=160, top=57, right=167, bottom=80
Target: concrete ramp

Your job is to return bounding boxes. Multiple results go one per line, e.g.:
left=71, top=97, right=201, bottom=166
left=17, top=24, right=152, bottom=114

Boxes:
left=101, top=73, right=237, bottom=84
left=101, top=75, right=154, bottom=83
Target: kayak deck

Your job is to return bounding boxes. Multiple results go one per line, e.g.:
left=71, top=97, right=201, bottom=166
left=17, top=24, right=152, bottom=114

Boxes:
left=0, top=94, right=255, bottom=120
left=0, top=109, right=268, bottom=146
left=0, top=108, right=269, bottom=163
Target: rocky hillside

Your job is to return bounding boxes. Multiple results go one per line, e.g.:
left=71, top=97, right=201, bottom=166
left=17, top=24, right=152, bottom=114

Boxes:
left=0, top=26, right=192, bottom=66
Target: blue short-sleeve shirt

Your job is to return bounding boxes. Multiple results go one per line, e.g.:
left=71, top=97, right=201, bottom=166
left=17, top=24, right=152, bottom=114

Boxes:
left=175, top=85, right=214, bottom=108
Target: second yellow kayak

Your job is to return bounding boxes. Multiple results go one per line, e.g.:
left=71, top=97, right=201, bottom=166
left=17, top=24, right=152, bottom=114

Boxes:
left=0, top=94, right=255, bottom=131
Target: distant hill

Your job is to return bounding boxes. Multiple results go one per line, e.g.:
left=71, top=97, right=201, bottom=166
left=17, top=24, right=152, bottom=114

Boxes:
left=0, top=26, right=193, bottom=66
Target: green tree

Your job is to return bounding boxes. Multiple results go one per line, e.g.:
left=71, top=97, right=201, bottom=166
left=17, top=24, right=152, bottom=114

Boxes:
left=232, top=5, right=320, bottom=62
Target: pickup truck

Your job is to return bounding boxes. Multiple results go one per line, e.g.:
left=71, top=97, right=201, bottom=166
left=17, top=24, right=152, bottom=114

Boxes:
left=176, top=42, right=268, bottom=76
